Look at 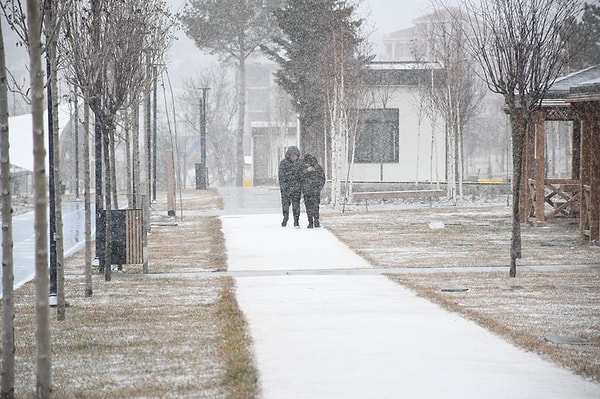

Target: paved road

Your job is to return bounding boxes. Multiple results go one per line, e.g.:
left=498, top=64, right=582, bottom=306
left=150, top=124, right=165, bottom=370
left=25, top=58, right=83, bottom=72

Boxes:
left=0, top=201, right=93, bottom=294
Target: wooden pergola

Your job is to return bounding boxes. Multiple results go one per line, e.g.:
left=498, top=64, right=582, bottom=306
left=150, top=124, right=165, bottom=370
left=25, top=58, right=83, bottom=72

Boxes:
left=521, top=65, right=600, bottom=242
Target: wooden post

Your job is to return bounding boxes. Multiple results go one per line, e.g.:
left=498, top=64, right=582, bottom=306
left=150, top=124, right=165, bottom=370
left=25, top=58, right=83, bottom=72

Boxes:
left=568, top=88, right=600, bottom=241
left=572, top=119, right=581, bottom=180
left=521, top=111, right=536, bottom=223
left=589, top=107, right=600, bottom=241
left=579, top=109, right=590, bottom=239
left=166, top=149, right=176, bottom=217
left=534, top=112, right=546, bottom=225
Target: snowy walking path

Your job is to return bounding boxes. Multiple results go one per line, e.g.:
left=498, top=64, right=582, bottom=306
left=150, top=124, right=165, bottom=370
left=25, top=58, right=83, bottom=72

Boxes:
left=221, top=212, right=600, bottom=398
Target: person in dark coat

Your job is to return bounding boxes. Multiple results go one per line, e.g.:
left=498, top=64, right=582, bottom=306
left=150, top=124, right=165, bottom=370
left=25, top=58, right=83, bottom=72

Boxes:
left=301, top=154, right=326, bottom=228
left=278, top=146, right=302, bottom=227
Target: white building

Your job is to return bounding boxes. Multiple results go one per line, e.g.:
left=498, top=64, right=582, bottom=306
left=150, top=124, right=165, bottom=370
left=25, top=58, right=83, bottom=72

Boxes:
left=346, top=61, right=445, bottom=184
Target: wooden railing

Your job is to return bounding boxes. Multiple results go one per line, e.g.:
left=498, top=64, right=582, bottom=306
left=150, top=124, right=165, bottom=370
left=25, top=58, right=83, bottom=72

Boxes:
left=528, top=179, right=581, bottom=220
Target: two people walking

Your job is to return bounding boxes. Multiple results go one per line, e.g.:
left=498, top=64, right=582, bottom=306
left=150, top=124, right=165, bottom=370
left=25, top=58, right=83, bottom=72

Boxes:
left=278, top=146, right=325, bottom=228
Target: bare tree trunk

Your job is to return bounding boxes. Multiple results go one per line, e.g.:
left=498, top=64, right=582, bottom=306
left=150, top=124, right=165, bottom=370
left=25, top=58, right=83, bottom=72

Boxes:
left=446, top=87, right=457, bottom=201
left=430, top=77, right=437, bottom=186
left=0, top=16, right=15, bottom=398
left=415, top=97, right=424, bottom=185
left=103, top=122, right=113, bottom=281
left=27, top=0, right=52, bottom=394
left=83, top=98, right=93, bottom=297
left=509, top=111, right=527, bottom=277
left=124, top=108, right=133, bottom=208
left=236, top=53, right=246, bottom=187
left=132, top=101, right=141, bottom=208
left=110, top=129, right=118, bottom=208
left=457, top=100, right=464, bottom=198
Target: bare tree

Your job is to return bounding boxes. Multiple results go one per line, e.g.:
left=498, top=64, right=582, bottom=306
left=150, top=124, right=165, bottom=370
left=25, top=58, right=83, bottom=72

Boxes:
left=62, top=0, right=171, bottom=279
left=459, top=0, right=582, bottom=276
left=320, top=1, right=370, bottom=207
left=179, top=68, right=237, bottom=186
left=81, top=98, right=93, bottom=297
left=2, top=0, right=55, bottom=393
left=0, top=14, right=16, bottom=399
left=22, top=0, right=53, bottom=394
left=413, top=7, right=485, bottom=199
left=180, top=0, right=282, bottom=187
left=1, top=0, right=67, bottom=320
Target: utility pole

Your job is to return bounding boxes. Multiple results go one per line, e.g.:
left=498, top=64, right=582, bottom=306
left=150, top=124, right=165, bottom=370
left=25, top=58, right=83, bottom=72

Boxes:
left=46, top=39, right=56, bottom=305
left=74, top=87, right=79, bottom=199
left=152, top=67, right=157, bottom=202
left=95, top=116, right=103, bottom=270
left=198, top=88, right=209, bottom=189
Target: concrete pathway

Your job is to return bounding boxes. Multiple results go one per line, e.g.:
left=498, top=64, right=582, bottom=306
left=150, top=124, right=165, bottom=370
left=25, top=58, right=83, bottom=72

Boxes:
left=221, top=207, right=600, bottom=398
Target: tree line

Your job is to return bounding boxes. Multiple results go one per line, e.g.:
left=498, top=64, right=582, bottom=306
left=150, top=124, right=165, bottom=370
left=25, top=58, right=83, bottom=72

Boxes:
left=1, top=0, right=173, bottom=396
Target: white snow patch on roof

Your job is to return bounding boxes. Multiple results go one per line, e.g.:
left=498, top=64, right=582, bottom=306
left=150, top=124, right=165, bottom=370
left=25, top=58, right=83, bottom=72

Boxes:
left=7, top=104, right=71, bottom=172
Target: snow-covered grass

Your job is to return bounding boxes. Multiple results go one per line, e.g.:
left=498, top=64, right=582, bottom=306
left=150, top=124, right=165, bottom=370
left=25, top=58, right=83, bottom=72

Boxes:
left=9, top=189, right=257, bottom=398
left=7, top=188, right=599, bottom=396
left=324, top=202, right=597, bottom=268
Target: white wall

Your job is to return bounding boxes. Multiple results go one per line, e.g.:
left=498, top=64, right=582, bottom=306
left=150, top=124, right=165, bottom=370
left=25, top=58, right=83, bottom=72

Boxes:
left=347, top=86, right=446, bottom=183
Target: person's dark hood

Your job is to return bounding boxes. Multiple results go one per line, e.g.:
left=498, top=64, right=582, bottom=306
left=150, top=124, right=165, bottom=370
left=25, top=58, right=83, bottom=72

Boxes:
left=285, top=146, right=300, bottom=160
left=303, top=154, right=318, bottom=166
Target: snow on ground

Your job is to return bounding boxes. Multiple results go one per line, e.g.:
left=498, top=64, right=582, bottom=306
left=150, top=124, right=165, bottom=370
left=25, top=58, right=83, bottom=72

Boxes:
left=222, top=211, right=600, bottom=399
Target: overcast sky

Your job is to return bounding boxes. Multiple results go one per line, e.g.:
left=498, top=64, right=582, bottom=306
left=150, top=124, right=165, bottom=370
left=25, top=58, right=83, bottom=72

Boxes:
left=166, top=0, right=444, bottom=83
left=358, top=0, right=436, bottom=34
left=168, top=0, right=438, bottom=35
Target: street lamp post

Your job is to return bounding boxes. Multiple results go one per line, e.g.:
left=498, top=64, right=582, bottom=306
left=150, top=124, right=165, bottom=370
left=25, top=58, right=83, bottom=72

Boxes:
left=198, top=87, right=209, bottom=189
left=46, top=53, right=56, bottom=304
left=152, top=67, right=158, bottom=203
left=74, top=87, right=79, bottom=200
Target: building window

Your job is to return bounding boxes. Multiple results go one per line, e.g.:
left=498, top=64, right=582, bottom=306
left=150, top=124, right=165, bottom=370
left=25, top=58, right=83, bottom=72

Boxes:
left=353, top=108, right=399, bottom=163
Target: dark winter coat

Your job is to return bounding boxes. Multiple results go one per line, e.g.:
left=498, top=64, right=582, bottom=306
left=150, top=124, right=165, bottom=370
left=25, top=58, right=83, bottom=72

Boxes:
left=301, top=154, right=325, bottom=196
left=278, top=146, right=302, bottom=194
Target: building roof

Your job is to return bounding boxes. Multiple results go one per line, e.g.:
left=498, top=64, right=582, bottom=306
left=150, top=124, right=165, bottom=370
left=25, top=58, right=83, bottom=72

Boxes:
left=7, top=105, right=71, bottom=172
left=546, top=65, right=600, bottom=99
left=364, top=61, right=443, bottom=86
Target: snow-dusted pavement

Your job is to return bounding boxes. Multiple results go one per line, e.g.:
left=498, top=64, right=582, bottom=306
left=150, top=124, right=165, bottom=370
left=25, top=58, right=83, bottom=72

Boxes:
left=221, top=211, right=600, bottom=399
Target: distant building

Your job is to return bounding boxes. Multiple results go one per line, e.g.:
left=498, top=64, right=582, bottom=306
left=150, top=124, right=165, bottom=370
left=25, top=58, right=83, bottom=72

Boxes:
left=382, top=27, right=416, bottom=62
left=247, top=59, right=447, bottom=185
left=382, top=9, right=459, bottom=62
left=347, top=61, right=446, bottom=183
left=246, top=61, right=299, bottom=186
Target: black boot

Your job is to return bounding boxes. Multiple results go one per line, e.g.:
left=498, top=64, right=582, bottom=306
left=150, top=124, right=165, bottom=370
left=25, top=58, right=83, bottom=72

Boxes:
left=307, top=217, right=314, bottom=229
left=314, top=218, right=320, bottom=228
left=293, top=214, right=300, bottom=228
left=282, top=213, right=289, bottom=227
